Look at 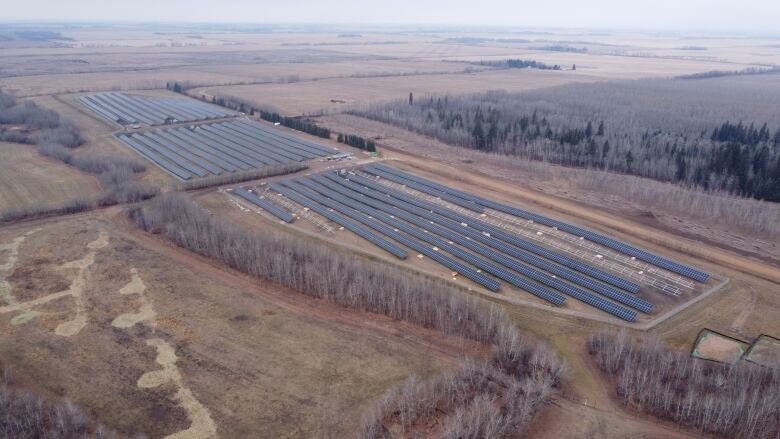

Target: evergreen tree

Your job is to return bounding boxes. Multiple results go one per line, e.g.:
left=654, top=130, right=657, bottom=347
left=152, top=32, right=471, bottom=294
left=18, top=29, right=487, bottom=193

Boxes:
left=409, top=92, right=414, bottom=105
left=597, top=120, right=604, bottom=136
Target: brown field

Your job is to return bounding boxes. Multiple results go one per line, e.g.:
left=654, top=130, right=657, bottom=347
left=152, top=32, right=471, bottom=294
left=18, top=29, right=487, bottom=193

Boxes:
left=0, top=141, right=101, bottom=212
left=1, top=25, right=779, bottom=438
left=192, top=69, right=599, bottom=115
left=0, top=213, right=456, bottom=438
left=691, top=330, right=748, bottom=364
left=744, top=335, right=780, bottom=369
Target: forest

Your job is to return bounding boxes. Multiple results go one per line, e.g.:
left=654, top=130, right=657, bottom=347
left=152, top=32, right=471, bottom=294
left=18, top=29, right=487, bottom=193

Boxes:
left=588, top=331, right=780, bottom=439
left=354, top=76, right=780, bottom=201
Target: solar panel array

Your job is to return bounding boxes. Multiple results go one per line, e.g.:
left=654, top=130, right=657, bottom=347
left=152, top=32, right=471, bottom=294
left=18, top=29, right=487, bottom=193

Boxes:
left=233, top=188, right=294, bottom=223
left=80, top=92, right=233, bottom=125
left=345, top=172, right=642, bottom=294
left=115, top=120, right=335, bottom=180
left=269, top=182, right=408, bottom=260
left=262, top=172, right=662, bottom=321
left=364, top=164, right=710, bottom=283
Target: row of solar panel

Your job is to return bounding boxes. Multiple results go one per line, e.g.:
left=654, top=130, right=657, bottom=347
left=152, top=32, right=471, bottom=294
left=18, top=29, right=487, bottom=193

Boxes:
left=276, top=180, right=501, bottom=292
left=115, top=120, right=334, bottom=180
left=268, top=182, right=409, bottom=259
left=81, top=92, right=232, bottom=125
left=313, top=174, right=652, bottom=314
left=233, top=188, right=294, bottom=223
left=267, top=174, right=642, bottom=321
left=349, top=171, right=642, bottom=294
left=368, top=163, right=710, bottom=282
left=323, top=174, right=649, bottom=318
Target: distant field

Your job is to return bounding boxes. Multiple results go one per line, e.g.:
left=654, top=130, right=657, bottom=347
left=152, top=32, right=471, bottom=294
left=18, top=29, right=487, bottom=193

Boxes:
left=193, top=68, right=597, bottom=115
left=0, top=142, right=100, bottom=212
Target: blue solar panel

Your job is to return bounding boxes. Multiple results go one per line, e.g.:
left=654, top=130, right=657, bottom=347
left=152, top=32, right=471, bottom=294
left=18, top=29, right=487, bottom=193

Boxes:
left=201, top=124, right=293, bottom=164
left=167, top=128, right=255, bottom=170
left=130, top=134, right=208, bottom=177
left=372, top=163, right=710, bottom=282
left=278, top=180, right=500, bottom=292
left=269, top=182, right=408, bottom=260
left=116, top=135, right=192, bottom=180
left=362, top=166, right=485, bottom=213
left=141, top=132, right=224, bottom=175
left=342, top=172, right=641, bottom=294
left=154, top=130, right=239, bottom=173
left=194, top=127, right=279, bottom=166
left=222, top=122, right=318, bottom=160
left=295, top=178, right=551, bottom=301
left=315, top=174, right=647, bottom=319
left=233, top=188, right=294, bottom=223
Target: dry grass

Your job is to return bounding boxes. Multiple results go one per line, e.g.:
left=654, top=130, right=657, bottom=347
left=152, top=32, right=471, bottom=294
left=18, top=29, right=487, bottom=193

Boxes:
left=0, top=215, right=453, bottom=437
left=0, top=142, right=100, bottom=212
left=192, top=69, right=596, bottom=115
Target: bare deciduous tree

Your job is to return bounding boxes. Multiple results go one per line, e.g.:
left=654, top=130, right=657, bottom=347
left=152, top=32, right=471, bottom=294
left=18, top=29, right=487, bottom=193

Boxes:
left=588, top=330, right=780, bottom=439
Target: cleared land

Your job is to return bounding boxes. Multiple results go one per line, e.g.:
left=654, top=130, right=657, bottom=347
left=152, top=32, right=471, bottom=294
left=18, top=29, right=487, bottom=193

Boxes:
left=0, top=213, right=455, bottom=437
left=691, top=329, right=748, bottom=364
left=191, top=69, right=600, bottom=115
left=0, top=141, right=101, bottom=212
left=744, top=335, right=780, bottom=369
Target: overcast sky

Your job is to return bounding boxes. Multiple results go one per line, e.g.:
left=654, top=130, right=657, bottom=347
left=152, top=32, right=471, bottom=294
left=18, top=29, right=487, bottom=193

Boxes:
left=2, top=0, right=778, bottom=33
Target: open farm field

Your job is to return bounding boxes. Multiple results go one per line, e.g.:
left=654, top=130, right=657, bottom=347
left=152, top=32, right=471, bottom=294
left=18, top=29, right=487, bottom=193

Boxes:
left=193, top=69, right=598, bottom=115
left=0, top=141, right=101, bottom=212
left=0, top=212, right=457, bottom=438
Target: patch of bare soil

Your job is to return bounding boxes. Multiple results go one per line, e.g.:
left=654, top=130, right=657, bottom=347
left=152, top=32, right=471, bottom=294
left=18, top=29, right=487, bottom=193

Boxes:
left=692, top=331, right=747, bottom=364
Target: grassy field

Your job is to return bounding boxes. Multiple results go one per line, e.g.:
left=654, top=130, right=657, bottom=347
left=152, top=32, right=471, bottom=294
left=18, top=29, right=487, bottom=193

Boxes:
left=0, top=142, right=101, bottom=212
left=0, top=213, right=454, bottom=438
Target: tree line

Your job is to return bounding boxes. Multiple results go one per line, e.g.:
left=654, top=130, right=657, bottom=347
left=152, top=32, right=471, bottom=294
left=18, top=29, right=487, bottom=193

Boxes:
left=169, top=87, right=333, bottom=140
left=131, top=193, right=563, bottom=437
left=474, top=59, right=562, bottom=70
left=337, top=133, right=376, bottom=152
left=589, top=331, right=780, bottom=439
left=257, top=110, right=331, bottom=139
left=1, top=365, right=118, bottom=438
left=353, top=77, right=780, bottom=201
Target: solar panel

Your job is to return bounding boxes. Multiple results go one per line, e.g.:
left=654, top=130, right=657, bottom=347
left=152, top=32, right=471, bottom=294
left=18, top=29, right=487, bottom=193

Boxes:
left=299, top=177, right=564, bottom=305
left=373, top=164, right=710, bottom=282
left=142, top=132, right=224, bottom=175
left=233, top=188, right=294, bottom=223
left=342, top=172, right=641, bottom=293
left=116, top=135, right=192, bottom=180
left=167, top=127, right=254, bottom=170
left=154, top=130, right=238, bottom=173
left=268, top=182, right=408, bottom=260
left=279, top=180, right=501, bottom=292
left=315, top=174, right=648, bottom=318
left=221, top=122, right=316, bottom=161
left=130, top=134, right=209, bottom=177
left=363, top=166, right=485, bottom=212
left=192, top=127, right=272, bottom=166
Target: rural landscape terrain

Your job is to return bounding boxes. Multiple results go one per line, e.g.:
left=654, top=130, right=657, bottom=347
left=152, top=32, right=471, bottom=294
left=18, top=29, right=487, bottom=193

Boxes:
left=1, top=13, right=779, bottom=439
